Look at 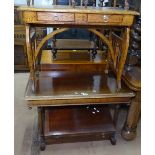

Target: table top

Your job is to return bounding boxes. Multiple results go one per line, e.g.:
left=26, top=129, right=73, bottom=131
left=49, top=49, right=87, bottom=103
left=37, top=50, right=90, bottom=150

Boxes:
left=17, top=5, right=139, bottom=15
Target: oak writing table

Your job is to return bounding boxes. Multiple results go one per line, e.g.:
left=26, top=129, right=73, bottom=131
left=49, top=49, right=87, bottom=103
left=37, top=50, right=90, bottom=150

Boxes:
left=18, top=5, right=139, bottom=150
left=18, top=5, right=139, bottom=89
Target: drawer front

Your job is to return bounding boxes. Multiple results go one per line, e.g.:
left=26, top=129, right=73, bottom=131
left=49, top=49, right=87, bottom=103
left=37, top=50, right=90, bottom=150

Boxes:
left=75, top=14, right=87, bottom=23
left=37, top=12, right=75, bottom=22
left=88, top=14, right=123, bottom=23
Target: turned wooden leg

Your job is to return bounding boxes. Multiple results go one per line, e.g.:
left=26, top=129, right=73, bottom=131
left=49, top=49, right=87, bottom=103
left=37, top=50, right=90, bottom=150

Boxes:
left=38, top=107, right=46, bottom=151
left=113, top=104, right=120, bottom=127
left=110, top=134, right=116, bottom=145
left=121, top=91, right=141, bottom=140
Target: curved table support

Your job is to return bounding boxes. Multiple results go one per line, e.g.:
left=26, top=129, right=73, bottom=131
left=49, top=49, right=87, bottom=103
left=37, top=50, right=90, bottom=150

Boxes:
left=35, top=28, right=115, bottom=63
left=35, top=28, right=69, bottom=61
left=26, top=25, right=33, bottom=74
left=26, top=26, right=131, bottom=92
left=88, top=28, right=115, bottom=63
left=117, top=27, right=130, bottom=90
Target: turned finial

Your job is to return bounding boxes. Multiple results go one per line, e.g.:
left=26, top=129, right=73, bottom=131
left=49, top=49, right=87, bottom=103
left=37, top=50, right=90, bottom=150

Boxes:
left=124, top=0, right=129, bottom=9
left=113, top=0, right=117, bottom=7
left=99, top=0, right=104, bottom=7
left=93, top=0, right=96, bottom=6
left=83, top=0, right=88, bottom=8
left=53, top=0, right=56, bottom=5
left=71, top=0, right=76, bottom=8
left=27, top=0, right=34, bottom=6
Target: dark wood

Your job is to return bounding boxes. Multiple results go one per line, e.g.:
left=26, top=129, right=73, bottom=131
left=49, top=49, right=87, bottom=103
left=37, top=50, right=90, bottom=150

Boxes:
left=14, top=17, right=46, bottom=72
left=25, top=70, right=135, bottom=107
left=121, top=66, right=141, bottom=140
left=126, top=15, right=141, bottom=70
left=44, top=105, right=116, bottom=145
left=20, top=4, right=140, bottom=149
left=14, top=45, right=27, bottom=65
left=122, top=66, right=141, bottom=91
left=14, top=6, right=23, bottom=25
left=38, top=107, right=46, bottom=151
left=14, top=6, right=28, bottom=72
left=14, top=25, right=28, bottom=72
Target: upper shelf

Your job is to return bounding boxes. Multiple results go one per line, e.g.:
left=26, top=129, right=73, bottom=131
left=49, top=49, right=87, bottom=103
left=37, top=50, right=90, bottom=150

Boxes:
left=25, top=70, right=135, bottom=106
left=17, top=5, right=139, bottom=15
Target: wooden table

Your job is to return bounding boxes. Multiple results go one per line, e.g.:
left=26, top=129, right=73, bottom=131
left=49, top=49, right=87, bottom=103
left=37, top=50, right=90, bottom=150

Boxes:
left=18, top=5, right=139, bottom=150
left=25, top=70, right=135, bottom=150
left=18, top=5, right=139, bottom=90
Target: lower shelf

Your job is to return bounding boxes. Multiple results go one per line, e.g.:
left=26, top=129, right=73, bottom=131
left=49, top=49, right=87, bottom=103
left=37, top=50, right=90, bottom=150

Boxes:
left=44, top=105, right=116, bottom=145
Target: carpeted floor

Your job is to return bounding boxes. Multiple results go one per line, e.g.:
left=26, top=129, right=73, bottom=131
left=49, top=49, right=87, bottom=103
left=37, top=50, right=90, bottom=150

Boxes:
left=14, top=73, right=141, bottom=155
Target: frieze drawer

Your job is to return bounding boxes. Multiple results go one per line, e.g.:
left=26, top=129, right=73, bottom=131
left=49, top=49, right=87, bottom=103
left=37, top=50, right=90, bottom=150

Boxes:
left=88, top=14, right=123, bottom=23
left=37, top=12, right=75, bottom=22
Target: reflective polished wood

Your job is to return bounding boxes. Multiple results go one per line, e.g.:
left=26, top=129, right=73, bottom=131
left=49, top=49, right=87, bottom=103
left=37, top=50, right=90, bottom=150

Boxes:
left=20, top=4, right=140, bottom=150
left=25, top=70, right=135, bottom=106
left=18, top=5, right=139, bottom=90
left=121, top=66, right=141, bottom=140
left=44, top=105, right=116, bottom=145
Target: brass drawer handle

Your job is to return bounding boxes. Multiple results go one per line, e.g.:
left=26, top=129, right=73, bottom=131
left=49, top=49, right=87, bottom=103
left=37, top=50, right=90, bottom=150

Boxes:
left=103, top=15, right=109, bottom=22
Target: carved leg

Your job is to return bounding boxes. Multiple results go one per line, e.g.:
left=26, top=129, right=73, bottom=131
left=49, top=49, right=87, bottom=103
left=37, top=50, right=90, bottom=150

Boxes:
left=121, top=91, right=141, bottom=140
left=117, top=28, right=130, bottom=91
left=38, top=107, right=46, bottom=151
left=26, top=25, right=33, bottom=78
left=26, top=24, right=37, bottom=92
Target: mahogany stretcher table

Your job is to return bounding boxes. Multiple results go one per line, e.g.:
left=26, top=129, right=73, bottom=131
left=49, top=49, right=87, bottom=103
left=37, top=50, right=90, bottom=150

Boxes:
left=18, top=5, right=139, bottom=150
